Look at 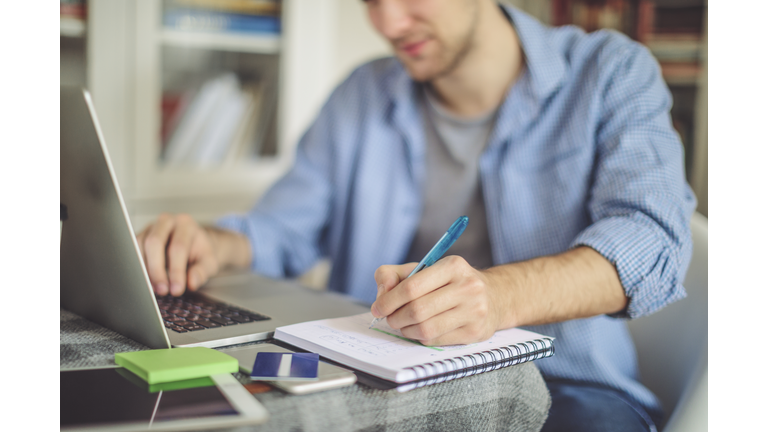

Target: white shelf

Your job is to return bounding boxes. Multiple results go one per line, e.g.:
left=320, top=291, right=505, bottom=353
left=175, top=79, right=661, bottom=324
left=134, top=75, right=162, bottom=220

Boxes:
left=160, top=29, right=280, bottom=54
left=663, top=75, right=700, bottom=87
left=60, top=16, right=86, bottom=37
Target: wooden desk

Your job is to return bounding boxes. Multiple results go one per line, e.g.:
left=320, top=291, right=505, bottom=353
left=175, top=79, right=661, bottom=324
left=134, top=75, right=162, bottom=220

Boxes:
left=61, top=309, right=551, bottom=432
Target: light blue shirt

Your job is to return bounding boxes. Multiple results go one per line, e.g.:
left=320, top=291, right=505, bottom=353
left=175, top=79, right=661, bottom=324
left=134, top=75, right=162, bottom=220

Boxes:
left=219, top=6, right=696, bottom=413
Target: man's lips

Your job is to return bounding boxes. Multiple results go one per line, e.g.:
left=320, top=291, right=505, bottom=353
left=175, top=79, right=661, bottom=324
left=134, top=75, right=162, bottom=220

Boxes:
left=399, top=39, right=429, bottom=57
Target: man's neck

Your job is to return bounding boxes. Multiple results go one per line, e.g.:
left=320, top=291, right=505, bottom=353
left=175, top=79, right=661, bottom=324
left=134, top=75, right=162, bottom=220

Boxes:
left=429, top=3, right=524, bottom=118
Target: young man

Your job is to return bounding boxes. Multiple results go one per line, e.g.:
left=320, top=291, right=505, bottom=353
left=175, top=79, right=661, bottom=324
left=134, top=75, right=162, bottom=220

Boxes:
left=138, top=1, right=696, bottom=430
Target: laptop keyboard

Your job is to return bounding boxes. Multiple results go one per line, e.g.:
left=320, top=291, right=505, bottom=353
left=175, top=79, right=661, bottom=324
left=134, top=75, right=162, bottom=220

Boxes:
left=156, top=293, right=271, bottom=333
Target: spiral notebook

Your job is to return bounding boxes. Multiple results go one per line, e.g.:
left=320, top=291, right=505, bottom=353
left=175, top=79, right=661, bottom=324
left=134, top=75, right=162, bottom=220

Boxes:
left=274, top=313, right=554, bottom=391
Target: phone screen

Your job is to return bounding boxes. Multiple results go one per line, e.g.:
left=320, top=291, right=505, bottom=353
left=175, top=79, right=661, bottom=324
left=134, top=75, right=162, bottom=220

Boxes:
left=60, top=368, right=237, bottom=429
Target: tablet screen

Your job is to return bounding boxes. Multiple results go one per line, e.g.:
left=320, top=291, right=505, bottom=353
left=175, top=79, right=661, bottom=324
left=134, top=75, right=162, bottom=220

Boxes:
left=61, top=368, right=238, bottom=429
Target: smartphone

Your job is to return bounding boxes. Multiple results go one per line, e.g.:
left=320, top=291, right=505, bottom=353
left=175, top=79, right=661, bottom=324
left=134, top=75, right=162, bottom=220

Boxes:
left=60, top=367, right=268, bottom=431
left=220, top=343, right=357, bottom=395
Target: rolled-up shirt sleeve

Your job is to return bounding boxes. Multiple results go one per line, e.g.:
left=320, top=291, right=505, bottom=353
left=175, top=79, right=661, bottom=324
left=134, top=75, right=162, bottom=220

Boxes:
left=570, top=43, right=697, bottom=319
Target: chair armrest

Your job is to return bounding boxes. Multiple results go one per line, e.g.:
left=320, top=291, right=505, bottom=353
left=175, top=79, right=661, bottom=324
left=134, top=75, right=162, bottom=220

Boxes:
left=663, top=365, right=707, bottom=432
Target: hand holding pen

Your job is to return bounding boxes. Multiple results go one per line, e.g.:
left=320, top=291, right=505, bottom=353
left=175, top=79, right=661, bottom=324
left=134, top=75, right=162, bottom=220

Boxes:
left=369, top=216, right=469, bottom=329
left=368, top=215, right=506, bottom=347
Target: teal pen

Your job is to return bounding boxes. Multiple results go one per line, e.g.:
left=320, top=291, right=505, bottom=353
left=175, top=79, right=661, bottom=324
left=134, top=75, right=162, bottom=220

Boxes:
left=369, top=215, right=469, bottom=329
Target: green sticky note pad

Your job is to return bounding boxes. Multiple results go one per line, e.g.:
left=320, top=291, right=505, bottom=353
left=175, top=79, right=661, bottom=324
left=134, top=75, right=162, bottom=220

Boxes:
left=115, top=368, right=216, bottom=393
left=114, top=347, right=238, bottom=384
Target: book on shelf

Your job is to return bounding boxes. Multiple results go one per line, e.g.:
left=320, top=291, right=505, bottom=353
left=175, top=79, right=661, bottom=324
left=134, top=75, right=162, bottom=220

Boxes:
left=167, top=0, right=281, bottom=16
left=191, top=86, right=250, bottom=166
left=61, top=0, right=86, bottom=19
left=274, top=313, right=554, bottom=392
left=223, top=82, right=266, bottom=165
left=659, top=61, right=702, bottom=82
left=571, top=0, right=628, bottom=33
left=551, top=0, right=633, bottom=33
left=161, top=91, right=194, bottom=147
left=645, top=38, right=702, bottom=62
left=163, top=8, right=281, bottom=35
left=164, top=73, right=238, bottom=165
left=248, top=70, right=279, bottom=158
left=163, top=73, right=270, bottom=167
left=636, top=0, right=705, bottom=42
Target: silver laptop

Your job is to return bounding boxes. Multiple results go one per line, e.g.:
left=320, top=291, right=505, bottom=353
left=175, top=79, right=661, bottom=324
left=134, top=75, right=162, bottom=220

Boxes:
left=60, top=87, right=368, bottom=349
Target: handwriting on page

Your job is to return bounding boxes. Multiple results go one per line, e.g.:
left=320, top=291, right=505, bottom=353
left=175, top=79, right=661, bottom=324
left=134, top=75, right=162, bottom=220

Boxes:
left=305, top=314, right=481, bottom=359
left=366, top=314, right=482, bottom=352
left=313, top=324, right=415, bottom=357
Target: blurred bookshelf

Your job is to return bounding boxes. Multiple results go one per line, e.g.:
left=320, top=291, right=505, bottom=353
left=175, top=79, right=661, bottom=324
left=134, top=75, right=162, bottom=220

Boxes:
left=549, top=0, right=708, bottom=215
left=60, top=0, right=87, bottom=88
left=156, top=1, right=281, bottom=162
left=56, top=1, right=336, bottom=231
left=127, top=0, right=287, bottom=229
left=58, top=0, right=341, bottom=232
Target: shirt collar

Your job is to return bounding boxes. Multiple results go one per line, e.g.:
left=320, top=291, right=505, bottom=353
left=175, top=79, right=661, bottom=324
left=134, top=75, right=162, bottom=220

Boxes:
left=501, top=4, right=567, bottom=100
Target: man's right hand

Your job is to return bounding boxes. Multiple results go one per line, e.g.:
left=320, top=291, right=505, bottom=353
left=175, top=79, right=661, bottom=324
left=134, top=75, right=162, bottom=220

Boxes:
left=135, top=213, right=251, bottom=296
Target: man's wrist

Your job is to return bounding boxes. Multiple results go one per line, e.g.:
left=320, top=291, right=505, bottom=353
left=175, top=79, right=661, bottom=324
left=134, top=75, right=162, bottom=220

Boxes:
left=480, top=264, right=527, bottom=330
left=205, top=226, right=252, bottom=270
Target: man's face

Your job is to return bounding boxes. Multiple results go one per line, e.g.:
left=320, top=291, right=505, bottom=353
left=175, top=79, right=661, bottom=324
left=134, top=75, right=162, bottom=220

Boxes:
left=364, top=0, right=480, bottom=82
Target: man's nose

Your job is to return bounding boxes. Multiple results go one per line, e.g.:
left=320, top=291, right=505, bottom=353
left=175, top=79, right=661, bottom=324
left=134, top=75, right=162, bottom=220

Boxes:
left=371, top=0, right=414, bottom=42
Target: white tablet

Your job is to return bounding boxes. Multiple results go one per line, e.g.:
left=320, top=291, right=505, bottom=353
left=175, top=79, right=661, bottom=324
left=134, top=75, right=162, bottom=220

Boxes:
left=61, top=367, right=269, bottom=431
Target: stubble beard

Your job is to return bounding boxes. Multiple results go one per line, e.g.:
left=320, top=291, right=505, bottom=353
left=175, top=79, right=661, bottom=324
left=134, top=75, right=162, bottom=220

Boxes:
left=407, top=2, right=480, bottom=83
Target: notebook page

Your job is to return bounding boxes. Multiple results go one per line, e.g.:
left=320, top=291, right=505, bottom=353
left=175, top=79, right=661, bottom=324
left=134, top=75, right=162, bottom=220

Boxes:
left=274, top=312, right=552, bottom=383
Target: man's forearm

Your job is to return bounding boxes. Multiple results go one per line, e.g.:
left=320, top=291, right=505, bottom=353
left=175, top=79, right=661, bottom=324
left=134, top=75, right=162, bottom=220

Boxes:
left=205, top=226, right=253, bottom=271
left=485, top=246, right=628, bottom=329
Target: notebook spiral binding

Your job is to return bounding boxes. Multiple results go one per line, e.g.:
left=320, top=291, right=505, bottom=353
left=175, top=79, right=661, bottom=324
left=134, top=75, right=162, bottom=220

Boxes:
left=401, top=337, right=555, bottom=390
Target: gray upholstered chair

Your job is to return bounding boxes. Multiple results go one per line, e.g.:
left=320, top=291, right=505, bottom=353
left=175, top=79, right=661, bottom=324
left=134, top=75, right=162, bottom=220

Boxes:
left=627, top=212, right=708, bottom=431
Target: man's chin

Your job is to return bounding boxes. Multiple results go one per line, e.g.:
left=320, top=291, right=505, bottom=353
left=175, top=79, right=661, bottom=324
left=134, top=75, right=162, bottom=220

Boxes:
left=399, top=61, right=440, bottom=83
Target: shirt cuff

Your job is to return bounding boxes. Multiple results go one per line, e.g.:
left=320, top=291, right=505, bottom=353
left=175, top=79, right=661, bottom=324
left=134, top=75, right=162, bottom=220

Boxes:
left=569, top=214, right=687, bottom=319
left=215, top=214, right=282, bottom=278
